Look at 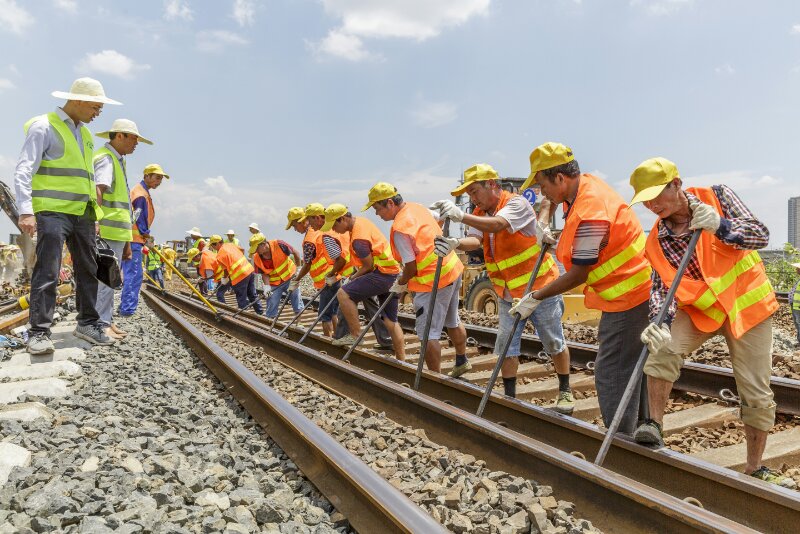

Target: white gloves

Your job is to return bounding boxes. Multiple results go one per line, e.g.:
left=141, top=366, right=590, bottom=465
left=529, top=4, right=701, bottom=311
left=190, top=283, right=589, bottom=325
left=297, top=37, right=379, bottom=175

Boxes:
left=288, top=279, right=299, bottom=291
left=534, top=220, right=557, bottom=245
left=429, top=200, right=464, bottom=223
left=390, top=280, right=407, bottom=294
left=509, top=293, right=542, bottom=320
left=325, top=274, right=338, bottom=286
left=263, top=287, right=272, bottom=298
left=220, top=277, right=230, bottom=285
left=689, top=202, right=721, bottom=234
left=434, top=235, right=460, bottom=258
left=641, top=323, right=672, bottom=354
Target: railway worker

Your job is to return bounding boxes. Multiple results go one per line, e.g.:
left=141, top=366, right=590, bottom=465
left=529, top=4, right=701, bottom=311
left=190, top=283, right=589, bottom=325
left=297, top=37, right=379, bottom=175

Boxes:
left=94, top=118, right=152, bottom=340
left=248, top=222, right=260, bottom=235
left=225, top=229, right=242, bottom=249
left=365, top=183, right=468, bottom=374
left=629, top=158, right=788, bottom=486
left=120, top=163, right=168, bottom=316
left=144, top=238, right=165, bottom=289
left=321, top=203, right=406, bottom=359
left=188, top=246, right=217, bottom=290
left=791, top=263, right=800, bottom=345
left=14, top=77, right=122, bottom=353
left=430, top=164, right=574, bottom=411
left=186, top=227, right=206, bottom=251
left=517, top=143, right=652, bottom=434
left=161, top=244, right=177, bottom=282
left=249, top=232, right=304, bottom=318
left=208, top=234, right=263, bottom=314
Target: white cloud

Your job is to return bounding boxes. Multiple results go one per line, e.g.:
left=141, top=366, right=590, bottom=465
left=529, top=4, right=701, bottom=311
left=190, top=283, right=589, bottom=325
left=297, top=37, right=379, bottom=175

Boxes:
left=232, top=0, right=256, bottom=27
left=204, top=175, right=234, bottom=195
left=76, top=50, right=151, bottom=80
left=312, top=0, right=490, bottom=60
left=714, top=63, right=735, bottom=75
left=8, top=64, right=18, bottom=76
left=0, top=0, right=34, bottom=34
left=54, top=0, right=77, bottom=13
left=630, top=0, right=693, bottom=16
left=164, top=0, right=193, bottom=21
left=411, top=98, right=458, bottom=128
left=196, top=30, right=248, bottom=52
left=0, top=78, right=14, bottom=92
left=791, top=24, right=800, bottom=34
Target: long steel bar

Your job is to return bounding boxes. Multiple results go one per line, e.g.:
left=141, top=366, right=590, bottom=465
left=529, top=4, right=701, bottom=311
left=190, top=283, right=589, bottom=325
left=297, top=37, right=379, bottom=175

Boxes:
left=142, top=291, right=446, bottom=534
left=147, top=288, right=763, bottom=533
left=160, top=288, right=800, bottom=531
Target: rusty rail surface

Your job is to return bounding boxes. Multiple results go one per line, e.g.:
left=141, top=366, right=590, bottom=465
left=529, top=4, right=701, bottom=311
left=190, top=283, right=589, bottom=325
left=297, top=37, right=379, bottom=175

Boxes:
left=142, top=291, right=446, bottom=534
left=149, top=287, right=798, bottom=532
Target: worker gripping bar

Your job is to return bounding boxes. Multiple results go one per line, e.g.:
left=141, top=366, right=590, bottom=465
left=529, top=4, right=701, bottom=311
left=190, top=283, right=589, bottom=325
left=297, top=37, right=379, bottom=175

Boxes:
left=594, top=229, right=702, bottom=466
left=151, top=246, right=219, bottom=315
left=342, top=291, right=401, bottom=361
left=476, top=243, right=550, bottom=417
left=278, top=285, right=326, bottom=336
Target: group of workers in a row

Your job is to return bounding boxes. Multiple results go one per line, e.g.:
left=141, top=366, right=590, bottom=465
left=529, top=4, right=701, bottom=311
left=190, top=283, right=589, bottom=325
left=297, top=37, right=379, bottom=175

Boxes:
left=10, top=77, right=786, bottom=486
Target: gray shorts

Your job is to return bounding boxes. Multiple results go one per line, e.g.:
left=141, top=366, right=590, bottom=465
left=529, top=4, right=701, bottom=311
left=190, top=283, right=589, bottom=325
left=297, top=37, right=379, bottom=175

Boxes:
left=412, top=277, right=462, bottom=341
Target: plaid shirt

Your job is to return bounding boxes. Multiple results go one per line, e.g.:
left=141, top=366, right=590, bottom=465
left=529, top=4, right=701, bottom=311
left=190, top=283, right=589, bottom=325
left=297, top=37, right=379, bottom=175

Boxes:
left=649, top=185, right=770, bottom=324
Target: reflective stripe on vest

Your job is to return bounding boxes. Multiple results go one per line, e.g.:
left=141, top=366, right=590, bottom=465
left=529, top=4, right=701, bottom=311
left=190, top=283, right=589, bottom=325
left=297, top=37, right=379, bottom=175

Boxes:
left=146, top=252, right=161, bottom=270
left=585, top=234, right=653, bottom=302
left=486, top=248, right=556, bottom=291
left=413, top=252, right=459, bottom=285
left=25, top=113, right=102, bottom=218
left=94, top=147, right=132, bottom=241
left=269, top=256, right=295, bottom=283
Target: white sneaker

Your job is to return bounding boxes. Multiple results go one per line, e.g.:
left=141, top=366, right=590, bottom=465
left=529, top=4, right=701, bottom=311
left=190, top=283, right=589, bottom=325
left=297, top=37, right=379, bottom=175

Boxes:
left=332, top=333, right=358, bottom=346
left=28, top=333, right=55, bottom=355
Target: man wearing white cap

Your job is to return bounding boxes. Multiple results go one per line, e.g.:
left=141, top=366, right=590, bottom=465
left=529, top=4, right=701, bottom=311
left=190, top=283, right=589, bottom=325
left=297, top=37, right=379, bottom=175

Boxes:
left=14, top=77, right=121, bottom=353
left=225, top=230, right=242, bottom=250
left=248, top=222, right=260, bottom=235
left=93, top=118, right=153, bottom=340
left=186, top=227, right=206, bottom=251
left=119, top=163, right=169, bottom=316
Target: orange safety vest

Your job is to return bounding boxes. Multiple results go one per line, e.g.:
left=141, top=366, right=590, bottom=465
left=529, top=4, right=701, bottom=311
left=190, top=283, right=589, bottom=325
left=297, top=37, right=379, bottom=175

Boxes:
left=130, top=183, right=154, bottom=244
left=556, top=174, right=652, bottom=312
left=645, top=187, right=777, bottom=339
left=334, top=230, right=357, bottom=278
left=254, top=240, right=297, bottom=287
left=473, top=190, right=559, bottom=299
left=312, top=230, right=354, bottom=288
left=349, top=216, right=401, bottom=275
left=390, top=202, right=463, bottom=293
left=198, top=250, right=217, bottom=279
left=214, top=243, right=254, bottom=286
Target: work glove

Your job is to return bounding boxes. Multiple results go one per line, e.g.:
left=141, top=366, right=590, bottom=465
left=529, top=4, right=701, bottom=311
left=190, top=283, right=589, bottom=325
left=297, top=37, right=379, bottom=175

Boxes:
left=689, top=202, right=721, bottom=234
left=263, top=287, right=273, bottom=298
left=325, top=273, right=338, bottom=286
left=428, top=209, right=442, bottom=222
left=434, top=235, right=460, bottom=258
left=220, top=277, right=230, bottom=286
left=390, top=280, right=407, bottom=294
left=429, top=200, right=464, bottom=223
left=142, top=246, right=149, bottom=256
left=509, top=293, right=542, bottom=320
left=288, top=279, right=299, bottom=291
left=534, top=220, right=557, bottom=245
left=640, top=323, right=672, bottom=355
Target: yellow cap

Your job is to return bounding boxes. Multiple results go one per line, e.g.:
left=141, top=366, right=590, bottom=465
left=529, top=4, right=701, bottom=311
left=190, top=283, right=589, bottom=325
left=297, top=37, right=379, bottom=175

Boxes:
left=300, top=203, right=325, bottom=222
left=285, top=207, right=305, bottom=230
left=451, top=164, right=499, bottom=196
left=187, top=247, right=200, bottom=261
left=362, top=182, right=398, bottom=211
left=321, top=203, right=349, bottom=232
left=209, top=234, right=223, bottom=244
left=249, top=232, right=266, bottom=255
left=629, top=157, right=679, bottom=205
left=143, top=163, right=170, bottom=179
left=521, top=142, right=574, bottom=190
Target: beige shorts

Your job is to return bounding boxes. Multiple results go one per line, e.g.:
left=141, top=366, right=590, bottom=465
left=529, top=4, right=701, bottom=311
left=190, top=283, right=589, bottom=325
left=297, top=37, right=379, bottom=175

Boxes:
left=643, top=309, right=776, bottom=431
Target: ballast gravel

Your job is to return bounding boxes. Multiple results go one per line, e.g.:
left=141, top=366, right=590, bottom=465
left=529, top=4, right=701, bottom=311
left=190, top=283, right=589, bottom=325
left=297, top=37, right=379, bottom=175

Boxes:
left=0, top=306, right=347, bottom=534
left=182, top=312, right=603, bottom=534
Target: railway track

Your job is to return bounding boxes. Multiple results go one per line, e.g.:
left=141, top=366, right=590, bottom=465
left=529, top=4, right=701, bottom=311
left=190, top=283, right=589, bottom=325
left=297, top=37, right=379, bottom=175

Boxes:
left=151, top=285, right=800, bottom=532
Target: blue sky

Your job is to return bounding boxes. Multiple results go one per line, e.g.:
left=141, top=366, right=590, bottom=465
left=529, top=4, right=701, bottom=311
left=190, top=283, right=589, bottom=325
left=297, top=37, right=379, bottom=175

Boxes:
left=1, top=0, right=799, bottom=249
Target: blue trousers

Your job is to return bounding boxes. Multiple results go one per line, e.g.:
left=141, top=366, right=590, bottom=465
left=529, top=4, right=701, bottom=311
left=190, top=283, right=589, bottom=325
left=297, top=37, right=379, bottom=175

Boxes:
left=265, top=279, right=304, bottom=318
left=120, top=242, right=143, bottom=316
left=148, top=268, right=164, bottom=289
left=217, top=274, right=263, bottom=314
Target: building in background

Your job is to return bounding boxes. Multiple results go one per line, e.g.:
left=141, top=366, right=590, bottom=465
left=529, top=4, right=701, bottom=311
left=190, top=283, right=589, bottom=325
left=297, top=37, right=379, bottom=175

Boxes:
left=790, top=196, right=800, bottom=248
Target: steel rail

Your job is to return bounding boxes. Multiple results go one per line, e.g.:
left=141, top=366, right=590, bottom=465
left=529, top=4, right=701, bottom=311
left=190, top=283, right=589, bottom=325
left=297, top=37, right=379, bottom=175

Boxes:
left=141, top=290, right=446, bottom=534
left=154, top=288, right=799, bottom=532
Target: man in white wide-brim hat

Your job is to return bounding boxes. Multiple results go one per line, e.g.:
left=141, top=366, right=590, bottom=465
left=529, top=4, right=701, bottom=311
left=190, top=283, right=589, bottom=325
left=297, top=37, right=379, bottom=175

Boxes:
left=248, top=222, right=260, bottom=234
left=93, top=119, right=153, bottom=341
left=13, top=77, right=122, bottom=354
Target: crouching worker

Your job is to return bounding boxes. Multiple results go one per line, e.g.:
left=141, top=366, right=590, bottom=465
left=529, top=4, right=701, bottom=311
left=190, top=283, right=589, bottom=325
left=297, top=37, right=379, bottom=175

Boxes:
left=208, top=235, right=263, bottom=314
left=629, top=157, right=788, bottom=486
left=249, top=232, right=304, bottom=318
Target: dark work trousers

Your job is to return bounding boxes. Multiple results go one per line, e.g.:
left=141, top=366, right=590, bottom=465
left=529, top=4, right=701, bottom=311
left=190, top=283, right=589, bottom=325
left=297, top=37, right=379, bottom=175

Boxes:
left=232, top=274, right=263, bottom=314
left=30, top=206, right=99, bottom=335
left=595, top=300, right=650, bottom=435
left=333, top=295, right=393, bottom=347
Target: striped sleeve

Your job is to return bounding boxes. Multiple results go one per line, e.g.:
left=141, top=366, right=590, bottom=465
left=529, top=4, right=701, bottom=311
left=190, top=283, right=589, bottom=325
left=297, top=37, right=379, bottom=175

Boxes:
left=570, top=221, right=610, bottom=266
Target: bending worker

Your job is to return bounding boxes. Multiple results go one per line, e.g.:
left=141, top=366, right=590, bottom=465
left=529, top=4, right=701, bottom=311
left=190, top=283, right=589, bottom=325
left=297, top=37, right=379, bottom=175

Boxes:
left=94, top=118, right=152, bottom=340
left=431, top=164, right=574, bottom=411
left=249, top=232, right=304, bottom=318
left=365, top=183, right=467, bottom=374
left=208, top=234, right=262, bottom=314
left=516, top=143, right=652, bottom=434
left=629, top=157, right=787, bottom=486
left=188, top=245, right=217, bottom=291
left=322, top=203, right=406, bottom=359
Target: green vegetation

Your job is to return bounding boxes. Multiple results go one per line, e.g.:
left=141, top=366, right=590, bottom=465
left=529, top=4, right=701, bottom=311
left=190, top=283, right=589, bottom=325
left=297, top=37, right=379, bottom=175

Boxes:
left=764, top=243, right=800, bottom=293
